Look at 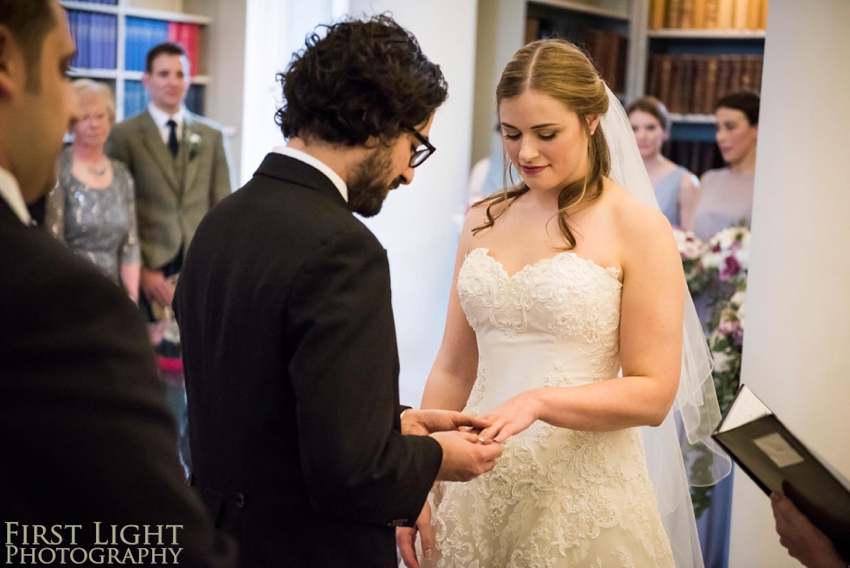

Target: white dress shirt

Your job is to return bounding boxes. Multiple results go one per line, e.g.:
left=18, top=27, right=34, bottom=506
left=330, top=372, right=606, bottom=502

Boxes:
left=272, top=145, right=348, bottom=203
left=148, top=102, right=186, bottom=145
left=0, top=165, right=31, bottom=225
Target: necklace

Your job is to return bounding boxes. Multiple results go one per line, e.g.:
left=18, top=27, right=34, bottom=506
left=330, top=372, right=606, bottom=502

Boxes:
left=87, top=160, right=108, bottom=176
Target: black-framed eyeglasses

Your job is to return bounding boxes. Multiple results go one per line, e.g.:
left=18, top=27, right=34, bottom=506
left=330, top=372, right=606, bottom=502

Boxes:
left=408, top=129, right=436, bottom=168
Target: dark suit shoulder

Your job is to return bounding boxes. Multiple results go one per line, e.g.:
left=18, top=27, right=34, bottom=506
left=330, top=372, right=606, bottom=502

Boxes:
left=0, top=220, right=149, bottom=356
left=220, top=173, right=383, bottom=256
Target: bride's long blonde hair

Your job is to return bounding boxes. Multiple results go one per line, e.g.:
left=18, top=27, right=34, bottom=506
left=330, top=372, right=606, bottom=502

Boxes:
left=474, top=39, right=611, bottom=250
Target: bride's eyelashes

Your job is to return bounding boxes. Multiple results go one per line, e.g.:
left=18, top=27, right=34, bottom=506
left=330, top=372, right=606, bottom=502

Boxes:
left=502, top=131, right=559, bottom=141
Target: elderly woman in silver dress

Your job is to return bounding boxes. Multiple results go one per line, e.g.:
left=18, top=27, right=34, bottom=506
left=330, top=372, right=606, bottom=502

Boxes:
left=46, top=79, right=140, bottom=301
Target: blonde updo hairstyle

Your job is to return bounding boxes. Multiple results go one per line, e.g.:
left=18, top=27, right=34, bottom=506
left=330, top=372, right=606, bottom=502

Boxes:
left=72, top=78, right=116, bottom=125
left=475, top=39, right=611, bottom=250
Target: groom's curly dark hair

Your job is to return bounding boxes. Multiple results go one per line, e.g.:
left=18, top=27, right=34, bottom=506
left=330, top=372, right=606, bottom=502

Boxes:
left=275, top=14, right=448, bottom=146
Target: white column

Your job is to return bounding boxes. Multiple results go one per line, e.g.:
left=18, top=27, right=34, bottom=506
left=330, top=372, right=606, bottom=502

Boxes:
left=240, top=0, right=341, bottom=185
left=346, top=0, right=479, bottom=406
left=729, top=1, right=850, bottom=566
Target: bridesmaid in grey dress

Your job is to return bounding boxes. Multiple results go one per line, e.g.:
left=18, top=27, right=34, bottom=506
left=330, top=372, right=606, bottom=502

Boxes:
left=692, top=91, right=760, bottom=568
left=692, top=92, right=760, bottom=242
left=46, top=80, right=140, bottom=300
left=628, top=96, right=700, bottom=229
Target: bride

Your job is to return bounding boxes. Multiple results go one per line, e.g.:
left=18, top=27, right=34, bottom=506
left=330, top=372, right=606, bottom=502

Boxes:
left=397, top=39, right=729, bottom=568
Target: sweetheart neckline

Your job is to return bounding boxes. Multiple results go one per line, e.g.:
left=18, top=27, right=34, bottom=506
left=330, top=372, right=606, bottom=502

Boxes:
left=467, top=247, right=622, bottom=284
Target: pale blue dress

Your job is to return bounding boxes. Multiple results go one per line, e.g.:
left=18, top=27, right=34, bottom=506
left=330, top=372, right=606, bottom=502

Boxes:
left=653, top=166, right=688, bottom=228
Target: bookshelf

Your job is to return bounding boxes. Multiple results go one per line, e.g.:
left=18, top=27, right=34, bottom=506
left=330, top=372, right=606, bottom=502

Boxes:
left=645, top=0, right=766, bottom=174
left=647, top=28, right=765, bottom=38
left=60, top=0, right=211, bottom=122
left=525, top=1, right=634, bottom=98
left=530, top=0, right=631, bottom=21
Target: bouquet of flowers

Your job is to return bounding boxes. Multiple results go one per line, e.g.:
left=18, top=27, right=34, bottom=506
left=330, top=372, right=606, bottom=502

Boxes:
left=673, top=228, right=708, bottom=294
left=680, top=225, right=750, bottom=518
left=701, top=226, right=750, bottom=291
left=708, top=289, right=747, bottom=414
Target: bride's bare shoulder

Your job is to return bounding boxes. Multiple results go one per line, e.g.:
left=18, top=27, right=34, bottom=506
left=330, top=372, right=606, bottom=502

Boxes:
left=604, top=181, right=673, bottom=245
left=465, top=195, right=510, bottom=229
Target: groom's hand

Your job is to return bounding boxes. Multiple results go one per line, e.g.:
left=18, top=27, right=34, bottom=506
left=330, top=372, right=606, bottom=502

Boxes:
left=432, top=431, right=501, bottom=482
left=402, top=409, right=491, bottom=436
left=396, top=501, right=434, bottom=568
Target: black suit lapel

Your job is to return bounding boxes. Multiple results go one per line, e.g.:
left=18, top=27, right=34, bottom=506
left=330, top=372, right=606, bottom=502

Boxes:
left=253, top=153, right=348, bottom=209
left=0, top=196, right=27, bottom=229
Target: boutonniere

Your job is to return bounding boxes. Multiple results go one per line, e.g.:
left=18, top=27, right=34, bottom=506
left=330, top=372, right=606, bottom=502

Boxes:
left=188, top=132, right=202, bottom=160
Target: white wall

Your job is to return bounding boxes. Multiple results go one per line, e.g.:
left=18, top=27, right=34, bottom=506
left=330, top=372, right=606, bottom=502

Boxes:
left=240, top=0, right=347, bottom=185
left=729, top=1, right=850, bottom=566
left=186, top=0, right=247, bottom=186
left=346, top=0, right=479, bottom=406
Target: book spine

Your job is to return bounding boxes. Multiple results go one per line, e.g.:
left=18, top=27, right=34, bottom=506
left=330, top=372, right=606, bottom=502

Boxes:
left=746, top=0, right=762, bottom=29
left=705, top=0, right=720, bottom=28
left=658, top=55, right=674, bottom=110
left=733, top=0, right=749, bottom=29
left=651, top=0, right=667, bottom=29
left=680, top=0, right=695, bottom=28
left=703, top=56, right=719, bottom=114
left=693, top=0, right=708, bottom=28
left=108, top=15, right=117, bottom=69
left=525, top=18, right=541, bottom=43
left=717, top=0, right=735, bottom=29
left=666, top=0, right=683, bottom=28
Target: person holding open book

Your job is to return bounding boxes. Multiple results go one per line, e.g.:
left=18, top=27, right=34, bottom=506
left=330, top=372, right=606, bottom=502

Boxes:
left=772, top=493, right=849, bottom=568
left=628, top=95, right=701, bottom=230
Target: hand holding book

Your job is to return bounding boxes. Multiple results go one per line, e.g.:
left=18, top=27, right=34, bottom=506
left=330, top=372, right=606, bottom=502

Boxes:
left=712, top=386, right=850, bottom=562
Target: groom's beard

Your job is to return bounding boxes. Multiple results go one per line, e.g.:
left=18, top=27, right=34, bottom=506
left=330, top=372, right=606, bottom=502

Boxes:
left=348, top=146, right=399, bottom=218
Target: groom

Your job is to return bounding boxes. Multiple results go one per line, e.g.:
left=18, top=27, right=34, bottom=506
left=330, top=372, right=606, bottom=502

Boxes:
left=174, top=15, right=502, bottom=568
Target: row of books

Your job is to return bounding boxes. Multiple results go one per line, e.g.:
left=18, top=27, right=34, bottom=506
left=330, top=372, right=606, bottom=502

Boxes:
left=646, top=54, right=763, bottom=115
left=650, top=0, right=769, bottom=30
left=525, top=18, right=628, bottom=93
left=666, top=140, right=724, bottom=178
left=126, top=17, right=202, bottom=75
left=124, top=81, right=204, bottom=119
left=69, top=10, right=118, bottom=70
left=168, top=24, right=202, bottom=78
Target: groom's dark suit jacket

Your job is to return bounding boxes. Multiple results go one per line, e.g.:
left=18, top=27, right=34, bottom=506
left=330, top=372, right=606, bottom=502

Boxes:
left=174, top=153, right=443, bottom=568
left=0, top=198, right=235, bottom=567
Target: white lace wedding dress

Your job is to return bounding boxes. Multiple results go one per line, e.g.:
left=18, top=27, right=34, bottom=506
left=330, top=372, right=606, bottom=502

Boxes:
left=427, top=247, right=675, bottom=568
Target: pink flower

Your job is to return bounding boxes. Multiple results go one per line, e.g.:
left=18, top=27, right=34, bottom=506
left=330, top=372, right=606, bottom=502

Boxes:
left=719, top=255, right=741, bottom=281
left=733, top=327, right=744, bottom=346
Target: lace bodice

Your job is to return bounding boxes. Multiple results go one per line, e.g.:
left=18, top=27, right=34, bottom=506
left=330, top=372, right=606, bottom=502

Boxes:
left=458, top=248, right=622, bottom=417
left=423, top=248, right=675, bottom=568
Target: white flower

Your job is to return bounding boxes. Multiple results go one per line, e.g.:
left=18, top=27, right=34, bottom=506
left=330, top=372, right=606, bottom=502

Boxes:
left=711, top=350, right=734, bottom=372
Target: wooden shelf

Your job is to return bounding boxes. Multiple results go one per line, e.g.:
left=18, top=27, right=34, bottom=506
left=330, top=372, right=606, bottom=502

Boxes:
left=122, top=71, right=209, bottom=84
left=648, top=29, right=766, bottom=39
left=61, top=1, right=211, bottom=25
left=670, top=113, right=717, bottom=124
left=62, top=2, right=119, bottom=15
left=529, top=0, right=630, bottom=21
left=122, top=6, right=211, bottom=25
left=69, top=68, right=119, bottom=79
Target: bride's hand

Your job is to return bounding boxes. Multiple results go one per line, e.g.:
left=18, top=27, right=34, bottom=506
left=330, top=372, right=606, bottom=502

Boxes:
left=477, top=389, right=543, bottom=443
left=396, top=500, right=434, bottom=568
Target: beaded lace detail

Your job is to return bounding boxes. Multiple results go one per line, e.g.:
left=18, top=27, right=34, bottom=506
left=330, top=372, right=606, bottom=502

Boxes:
left=426, top=248, right=674, bottom=568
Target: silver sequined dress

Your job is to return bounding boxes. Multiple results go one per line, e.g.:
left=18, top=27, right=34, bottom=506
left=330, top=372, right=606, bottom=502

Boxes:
left=46, top=148, right=140, bottom=283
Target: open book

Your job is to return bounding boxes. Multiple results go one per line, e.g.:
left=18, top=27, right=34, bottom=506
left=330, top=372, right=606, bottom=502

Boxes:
left=712, top=385, right=850, bottom=559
